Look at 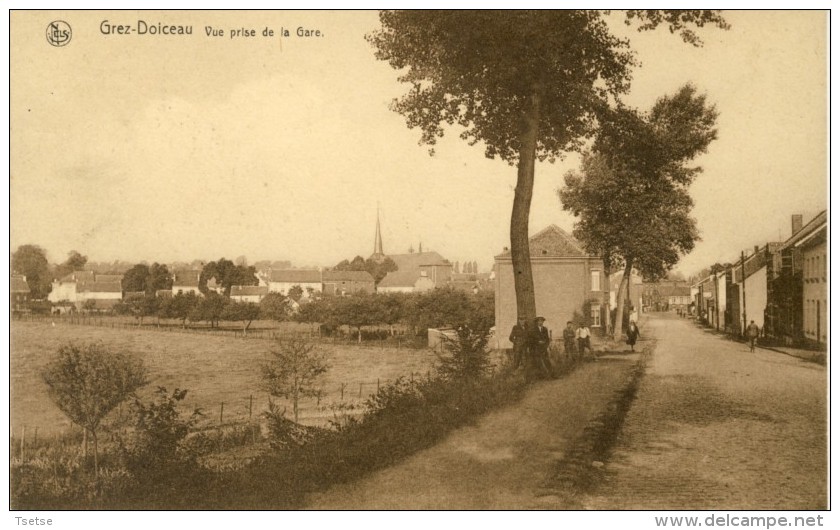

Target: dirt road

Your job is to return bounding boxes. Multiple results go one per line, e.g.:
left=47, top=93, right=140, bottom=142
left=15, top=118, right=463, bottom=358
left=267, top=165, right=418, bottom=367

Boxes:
left=584, top=313, right=827, bottom=509
left=306, top=356, right=639, bottom=509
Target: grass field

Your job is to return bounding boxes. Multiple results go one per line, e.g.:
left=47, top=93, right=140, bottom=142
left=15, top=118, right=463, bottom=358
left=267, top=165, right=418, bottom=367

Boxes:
left=11, top=321, right=440, bottom=437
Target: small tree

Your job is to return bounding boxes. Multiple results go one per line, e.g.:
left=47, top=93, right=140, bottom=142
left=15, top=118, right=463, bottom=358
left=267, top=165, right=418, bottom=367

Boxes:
left=41, top=342, right=148, bottom=475
left=189, top=291, right=228, bottom=328
left=260, top=338, right=329, bottom=423
left=260, top=292, right=290, bottom=322
left=118, top=387, right=202, bottom=479
left=160, top=291, right=199, bottom=328
left=222, top=301, right=261, bottom=335
left=437, top=324, right=493, bottom=382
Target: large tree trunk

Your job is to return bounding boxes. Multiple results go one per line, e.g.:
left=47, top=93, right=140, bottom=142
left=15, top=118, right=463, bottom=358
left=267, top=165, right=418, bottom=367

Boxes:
left=510, top=91, right=541, bottom=323
left=613, top=260, right=633, bottom=342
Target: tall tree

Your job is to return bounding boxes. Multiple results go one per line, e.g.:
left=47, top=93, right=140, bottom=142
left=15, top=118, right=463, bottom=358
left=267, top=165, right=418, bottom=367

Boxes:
left=122, top=264, right=151, bottom=294
left=200, top=258, right=258, bottom=296
left=368, top=10, right=727, bottom=323
left=147, top=263, right=173, bottom=295
left=54, top=250, right=88, bottom=280
left=559, top=84, right=718, bottom=340
left=11, top=244, right=52, bottom=298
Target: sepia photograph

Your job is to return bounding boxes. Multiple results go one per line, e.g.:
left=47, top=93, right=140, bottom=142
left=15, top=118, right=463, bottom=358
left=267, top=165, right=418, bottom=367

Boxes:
left=7, top=7, right=829, bottom=516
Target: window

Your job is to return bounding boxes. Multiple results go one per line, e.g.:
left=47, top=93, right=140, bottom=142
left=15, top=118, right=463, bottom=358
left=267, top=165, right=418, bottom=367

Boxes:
left=590, top=270, right=601, bottom=291
left=590, top=303, right=601, bottom=327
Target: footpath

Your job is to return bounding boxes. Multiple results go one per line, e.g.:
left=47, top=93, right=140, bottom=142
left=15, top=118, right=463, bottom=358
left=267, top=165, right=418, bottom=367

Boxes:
left=305, top=349, right=644, bottom=509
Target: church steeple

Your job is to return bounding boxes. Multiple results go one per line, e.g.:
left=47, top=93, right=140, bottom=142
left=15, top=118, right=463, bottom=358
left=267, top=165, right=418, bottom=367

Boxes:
left=371, top=205, right=386, bottom=262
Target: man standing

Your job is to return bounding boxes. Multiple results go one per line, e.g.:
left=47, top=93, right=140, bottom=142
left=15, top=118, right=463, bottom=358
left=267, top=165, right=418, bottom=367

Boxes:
left=508, top=316, right=529, bottom=369
left=746, top=320, right=760, bottom=352
left=531, top=317, right=553, bottom=379
left=563, top=321, right=577, bottom=357
left=576, top=323, right=592, bottom=358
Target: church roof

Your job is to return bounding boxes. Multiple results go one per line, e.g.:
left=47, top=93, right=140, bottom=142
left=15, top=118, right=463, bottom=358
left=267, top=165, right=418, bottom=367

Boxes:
left=496, top=224, right=589, bottom=259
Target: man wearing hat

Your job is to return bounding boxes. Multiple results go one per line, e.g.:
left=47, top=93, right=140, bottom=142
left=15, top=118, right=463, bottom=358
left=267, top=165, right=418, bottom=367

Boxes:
left=508, top=316, right=529, bottom=370
left=530, top=316, right=553, bottom=378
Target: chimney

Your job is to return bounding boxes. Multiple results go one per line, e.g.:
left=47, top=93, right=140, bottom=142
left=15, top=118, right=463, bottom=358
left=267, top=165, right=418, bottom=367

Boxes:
left=792, top=214, right=803, bottom=236
left=754, top=245, right=760, bottom=255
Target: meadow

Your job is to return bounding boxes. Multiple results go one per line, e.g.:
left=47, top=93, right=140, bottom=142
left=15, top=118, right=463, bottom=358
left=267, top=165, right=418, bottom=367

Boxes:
left=10, top=321, right=440, bottom=438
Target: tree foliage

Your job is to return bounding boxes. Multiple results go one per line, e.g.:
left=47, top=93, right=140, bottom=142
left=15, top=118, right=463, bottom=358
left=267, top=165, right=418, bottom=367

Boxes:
left=199, top=258, right=258, bottom=296
left=11, top=244, right=52, bottom=298
left=189, top=291, right=228, bottom=328
left=334, top=255, right=398, bottom=284
left=54, top=250, right=88, bottom=280
left=41, top=342, right=148, bottom=474
left=437, top=324, right=493, bottom=382
left=368, top=9, right=727, bottom=327
left=260, top=292, right=291, bottom=322
left=159, top=292, right=200, bottom=327
left=261, top=338, right=329, bottom=423
left=221, top=301, right=261, bottom=334
left=560, top=84, right=718, bottom=339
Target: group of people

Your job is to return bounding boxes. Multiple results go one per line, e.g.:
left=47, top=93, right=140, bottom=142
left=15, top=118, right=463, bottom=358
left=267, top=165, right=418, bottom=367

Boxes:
left=508, top=316, right=555, bottom=379
left=510, top=316, right=643, bottom=375
left=562, top=321, right=593, bottom=359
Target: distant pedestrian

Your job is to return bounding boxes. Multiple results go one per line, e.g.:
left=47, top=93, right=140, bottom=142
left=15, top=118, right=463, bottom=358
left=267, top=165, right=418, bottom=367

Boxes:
left=530, top=317, right=553, bottom=379
left=626, top=321, right=640, bottom=352
left=563, top=321, right=576, bottom=357
left=576, top=323, right=592, bottom=357
left=746, top=320, right=760, bottom=352
left=508, top=316, right=529, bottom=370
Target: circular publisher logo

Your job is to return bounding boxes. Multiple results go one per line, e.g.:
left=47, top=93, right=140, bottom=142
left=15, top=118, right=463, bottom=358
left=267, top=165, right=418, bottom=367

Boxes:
left=46, top=21, right=72, bottom=47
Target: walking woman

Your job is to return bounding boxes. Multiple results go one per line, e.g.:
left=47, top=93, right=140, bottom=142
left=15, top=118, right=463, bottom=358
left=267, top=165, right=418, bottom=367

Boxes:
left=627, top=321, right=640, bottom=352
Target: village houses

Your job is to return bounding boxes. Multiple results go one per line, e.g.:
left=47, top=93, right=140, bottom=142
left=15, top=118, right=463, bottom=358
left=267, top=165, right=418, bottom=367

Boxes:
left=494, top=224, right=606, bottom=350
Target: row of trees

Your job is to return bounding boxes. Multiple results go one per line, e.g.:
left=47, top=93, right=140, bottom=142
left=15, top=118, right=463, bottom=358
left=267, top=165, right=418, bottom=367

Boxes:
left=112, top=288, right=493, bottom=339
left=369, top=10, right=728, bottom=334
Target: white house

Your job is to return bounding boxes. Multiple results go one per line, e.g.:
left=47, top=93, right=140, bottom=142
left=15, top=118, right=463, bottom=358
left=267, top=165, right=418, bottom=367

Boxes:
left=266, top=269, right=322, bottom=297
left=230, top=285, right=269, bottom=303
left=48, top=271, right=122, bottom=310
left=171, top=270, right=201, bottom=295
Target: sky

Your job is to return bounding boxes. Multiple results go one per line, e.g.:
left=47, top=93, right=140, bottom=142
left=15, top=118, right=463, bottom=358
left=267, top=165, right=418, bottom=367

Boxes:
left=9, top=10, right=828, bottom=275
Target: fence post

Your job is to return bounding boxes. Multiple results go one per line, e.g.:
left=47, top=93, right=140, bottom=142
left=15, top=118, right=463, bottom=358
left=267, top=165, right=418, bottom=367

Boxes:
left=248, top=395, right=253, bottom=420
left=219, top=402, right=224, bottom=424
left=20, top=426, right=25, bottom=463
left=377, top=378, right=380, bottom=391
left=340, top=383, right=346, bottom=401
left=359, top=383, right=363, bottom=398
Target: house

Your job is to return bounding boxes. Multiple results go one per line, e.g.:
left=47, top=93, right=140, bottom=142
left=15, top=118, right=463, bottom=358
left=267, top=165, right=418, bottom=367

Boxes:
left=47, top=271, right=122, bottom=310
left=641, top=281, right=692, bottom=312
left=494, top=224, right=606, bottom=349
left=11, top=275, right=30, bottom=312
left=730, top=242, right=783, bottom=334
left=322, top=270, right=375, bottom=296
left=377, top=270, right=435, bottom=293
left=266, top=269, right=322, bottom=297
left=229, top=285, right=269, bottom=303
left=171, top=270, right=201, bottom=295
left=766, top=211, right=827, bottom=347
left=377, top=251, right=453, bottom=293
